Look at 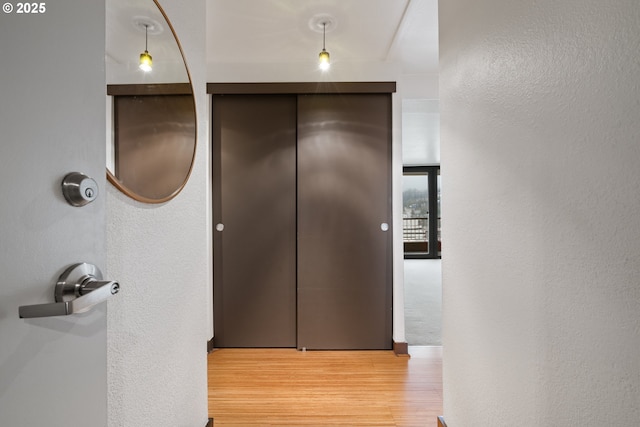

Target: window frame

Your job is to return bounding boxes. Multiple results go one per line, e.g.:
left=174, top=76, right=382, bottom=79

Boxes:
left=403, top=165, right=441, bottom=259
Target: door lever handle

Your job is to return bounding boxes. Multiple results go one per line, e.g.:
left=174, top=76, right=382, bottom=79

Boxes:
left=19, top=263, right=120, bottom=319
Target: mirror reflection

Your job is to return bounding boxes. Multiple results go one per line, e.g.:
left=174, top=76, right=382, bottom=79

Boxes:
left=106, top=0, right=196, bottom=203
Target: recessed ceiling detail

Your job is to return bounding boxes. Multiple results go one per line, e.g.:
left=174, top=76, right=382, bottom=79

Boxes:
left=308, top=13, right=337, bottom=34
left=131, top=16, right=163, bottom=36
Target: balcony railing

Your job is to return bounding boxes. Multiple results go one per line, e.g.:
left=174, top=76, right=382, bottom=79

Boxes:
left=403, top=217, right=428, bottom=242
left=403, top=217, right=441, bottom=257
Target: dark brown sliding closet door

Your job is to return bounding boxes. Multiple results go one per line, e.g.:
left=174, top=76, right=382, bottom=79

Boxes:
left=297, top=94, right=393, bottom=350
left=212, top=95, right=297, bottom=347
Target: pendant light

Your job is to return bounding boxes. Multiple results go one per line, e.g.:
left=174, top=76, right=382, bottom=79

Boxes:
left=318, top=22, right=330, bottom=71
left=139, top=24, right=152, bottom=72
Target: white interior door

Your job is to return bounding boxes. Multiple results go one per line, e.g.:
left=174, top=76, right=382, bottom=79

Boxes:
left=0, top=1, right=108, bottom=425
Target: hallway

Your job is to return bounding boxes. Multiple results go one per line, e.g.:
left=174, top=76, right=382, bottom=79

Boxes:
left=208, top=347, right=442, bottom=426
left=404, top=259, right=442, bottom=346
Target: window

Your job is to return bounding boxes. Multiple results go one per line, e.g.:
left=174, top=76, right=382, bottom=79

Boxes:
left=403, top=166, right=441, bottom=259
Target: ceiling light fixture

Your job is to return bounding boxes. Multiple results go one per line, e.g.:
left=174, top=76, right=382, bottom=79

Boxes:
left=318, top=22, right=330, bottom=71
left=139, top=24, right=152, bottom=72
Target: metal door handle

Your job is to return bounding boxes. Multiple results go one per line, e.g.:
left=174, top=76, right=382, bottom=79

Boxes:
left=19, top=263, right=120, bottom=318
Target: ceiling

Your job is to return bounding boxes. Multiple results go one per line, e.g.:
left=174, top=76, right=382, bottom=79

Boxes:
left=106, top=0, right=189, bottom=84
left=106, top=0, right=438, bottom=82
left=206, top=0, right=439, bottom=75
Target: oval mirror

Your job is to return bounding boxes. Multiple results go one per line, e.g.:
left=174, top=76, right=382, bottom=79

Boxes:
left=106, top=0, right=196, bottom=203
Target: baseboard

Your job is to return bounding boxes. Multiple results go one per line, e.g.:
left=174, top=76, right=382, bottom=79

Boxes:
left=206, top=417, right=213, bottom=427
left=393, top=341, right=409, bottom=356
left=207, top=338, right=215, bottom=354
left=437, top=415, right=447, bottom=427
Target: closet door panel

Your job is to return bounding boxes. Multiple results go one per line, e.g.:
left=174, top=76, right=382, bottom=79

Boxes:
left=213, top=95, right=297, bottom=347
left=297, top=94, right=393, bottom=350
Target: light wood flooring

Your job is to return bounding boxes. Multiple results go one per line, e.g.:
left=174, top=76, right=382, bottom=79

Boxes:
left=208, top=346, right=442, bottom=426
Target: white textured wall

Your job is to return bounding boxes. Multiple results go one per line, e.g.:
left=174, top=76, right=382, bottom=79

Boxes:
left=402, top=99, right=440, bottom=165
left=106, top=1, right=210, bottom=426
left=440, top=0, right=640, bottom=426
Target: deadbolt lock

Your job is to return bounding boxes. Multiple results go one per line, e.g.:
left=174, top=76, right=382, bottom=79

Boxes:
left=62, top=172, right=98, bottom=207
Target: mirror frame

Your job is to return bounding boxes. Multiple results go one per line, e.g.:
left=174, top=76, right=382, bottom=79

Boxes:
left=106, top=0, right=197, bottom=204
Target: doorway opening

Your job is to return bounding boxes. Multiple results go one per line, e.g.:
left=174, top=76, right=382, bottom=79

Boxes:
left=401, top=98, right=442, bottom=347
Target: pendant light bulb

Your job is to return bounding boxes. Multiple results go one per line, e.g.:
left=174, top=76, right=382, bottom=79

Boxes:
left=139, top=51, right=152, bottom=72
left=318, top=22, right=330, bottom=71
left=319, top=49, right=330, bottom=71
left=139, top=24, right=152, bottom=72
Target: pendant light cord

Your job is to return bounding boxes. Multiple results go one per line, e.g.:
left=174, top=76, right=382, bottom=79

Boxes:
left=322, top=22, right=326, bottom=50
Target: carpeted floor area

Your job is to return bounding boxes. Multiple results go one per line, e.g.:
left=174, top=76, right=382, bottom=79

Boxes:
left=404, top=259, right=442, bottom=345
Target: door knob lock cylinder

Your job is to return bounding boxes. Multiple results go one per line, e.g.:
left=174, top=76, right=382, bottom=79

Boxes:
left=62, top=172, right=98, bottom=206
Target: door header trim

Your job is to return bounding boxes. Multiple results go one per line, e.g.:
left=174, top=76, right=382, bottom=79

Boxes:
left=207, top=82, right=396, bottom=95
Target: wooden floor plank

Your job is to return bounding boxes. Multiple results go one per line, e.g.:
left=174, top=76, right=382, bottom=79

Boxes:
left=208, top=347, right=442, bottom=427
